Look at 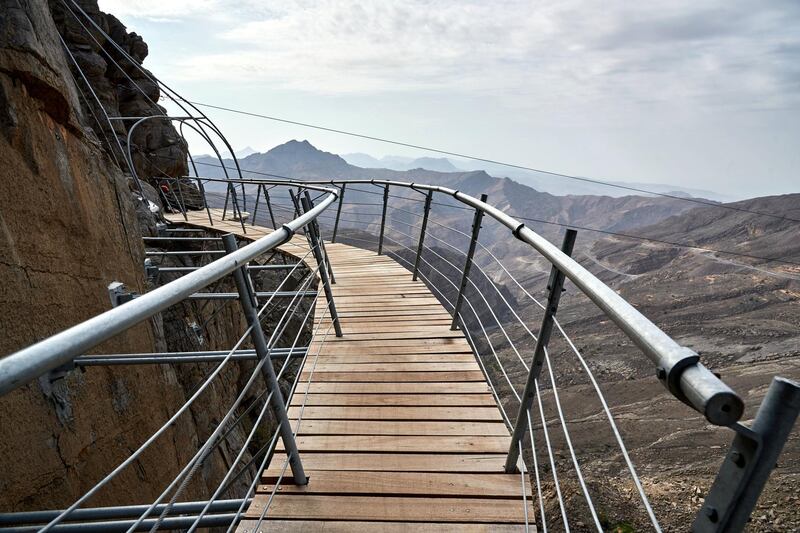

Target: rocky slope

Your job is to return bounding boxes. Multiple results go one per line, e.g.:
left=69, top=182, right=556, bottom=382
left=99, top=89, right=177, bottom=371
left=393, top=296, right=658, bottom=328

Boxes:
left=0, top=0, right=274, bottom=513
left=488, top=194, right=800, bottom=531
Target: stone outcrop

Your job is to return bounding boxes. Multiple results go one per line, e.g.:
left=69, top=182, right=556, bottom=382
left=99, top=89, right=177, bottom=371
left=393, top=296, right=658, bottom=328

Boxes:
left=47, top=0, right=199, bottom=205
left=0, top=0, right=256, bottom=512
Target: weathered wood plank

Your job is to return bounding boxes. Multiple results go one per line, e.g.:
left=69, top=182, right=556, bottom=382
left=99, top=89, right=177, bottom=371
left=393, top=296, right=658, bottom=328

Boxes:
left=245, top=495, right=530, bottom=523
left=259, top=471, right=529, bottom=496
left=292, top=420, right=508, bottom=436
left=237, top=520, right=522, bottom=532
left=286, top=406, right=502, bottom=421
left=276, top=435, right=510, bottom=453
left=298, top=371, right=486, bottom=382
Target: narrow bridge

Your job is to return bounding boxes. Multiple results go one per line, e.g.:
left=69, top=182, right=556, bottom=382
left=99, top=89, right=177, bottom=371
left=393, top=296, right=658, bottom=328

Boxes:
left=179, top=210, right=534, bottom=530
left=0, top=181, right=797, bottom=533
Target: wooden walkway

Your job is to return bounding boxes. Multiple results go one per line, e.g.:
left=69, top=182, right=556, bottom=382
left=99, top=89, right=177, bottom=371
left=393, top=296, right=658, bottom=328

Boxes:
left=167, top=210, right=534, bottom=531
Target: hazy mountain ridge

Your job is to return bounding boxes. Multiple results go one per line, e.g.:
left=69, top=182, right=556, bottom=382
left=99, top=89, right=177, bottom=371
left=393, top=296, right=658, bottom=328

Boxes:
left=194, top=140, right=697, bottom=239
left=341, top=151, right=735, bottom=201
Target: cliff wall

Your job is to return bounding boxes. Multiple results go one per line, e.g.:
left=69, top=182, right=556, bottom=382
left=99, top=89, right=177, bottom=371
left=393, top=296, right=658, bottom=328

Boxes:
left=0, top=0, right=255, bottom=511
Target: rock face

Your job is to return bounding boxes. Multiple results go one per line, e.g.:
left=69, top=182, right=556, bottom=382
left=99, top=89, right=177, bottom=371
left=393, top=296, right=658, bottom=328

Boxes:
left=47, top=0, right=196, bottom=201
left=0, top=0, right=248, bottom=512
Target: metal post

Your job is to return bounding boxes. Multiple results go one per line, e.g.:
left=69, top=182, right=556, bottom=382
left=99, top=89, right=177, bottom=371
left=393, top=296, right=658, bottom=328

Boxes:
left=221, top=183, right=231, bottom=220
left=228, top=184, right=247, bottom=234
left=332, top=182, right=346, bottom=243
left=450, top=193, right=488, bottom=330
left=693, top=376, right=800, bottom=532
left=412, top=190, right=433, bottom=281
left=195, top=178, right=214, bottom=226
left=377, top=184, right=389, bottom=255
left=288, top=189, right=302, bottom=219
left=264, top=188, right=277, bottom=229
left=251, top=184, right=262, bottom=226
left=221, top=233, right=307, bottom=485
left=174, top=180, right=188, bottom=221
left=504, top=228, right=577, bottom=473
left=299, top=197, right=343, bottom=337
left=304, top=191, right=336, bottom=284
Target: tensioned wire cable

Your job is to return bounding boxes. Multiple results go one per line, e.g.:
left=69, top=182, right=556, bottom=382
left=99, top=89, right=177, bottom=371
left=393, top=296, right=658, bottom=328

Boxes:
left=139, top=153, right=800, bottom=266
left=60, top=0, right=800, bottom=267
left=399, top=246, right=567, bottom=530
left=185, top=100, right=800, bottom=224
left=139, top=264, right=323, bottom=533
left=385, top=219, right=658, bottom=529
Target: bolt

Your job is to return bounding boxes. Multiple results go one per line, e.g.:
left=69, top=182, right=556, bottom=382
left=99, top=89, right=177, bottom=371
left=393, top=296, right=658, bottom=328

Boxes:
left=706, top=506, right=719, bottom=523
left=731, top=451, right=746, bottom=468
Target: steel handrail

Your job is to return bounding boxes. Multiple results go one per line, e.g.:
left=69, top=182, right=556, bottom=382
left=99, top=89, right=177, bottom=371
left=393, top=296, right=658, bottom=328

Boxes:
left=187, top=175, right=742, bottom=425
left=0, top=186, right=338, bottom=396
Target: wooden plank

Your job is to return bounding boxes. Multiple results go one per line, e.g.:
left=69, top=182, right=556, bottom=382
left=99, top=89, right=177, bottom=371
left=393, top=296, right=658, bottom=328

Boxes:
left=286, top=406, right=502, bottom=421
left=309, top=362, right=481, bottom=373
left=293, top=381, right=490, bottom=394
left=337, top=325, right=458, bottom=334
left=298, top=371, right=485, bottom=382
left=293, top=420, right=509, bottom=436
left=245, top=495, right=530, bottom=523
left=289, top=393, right=496, bottom=406
left=260, top=471, right=529, bottom=497
left=276, top=435, right=509, bottom=453
left=312, top=337, right=472, bottom=348
left=238, top=520, right=522, bottom=533
left=310, top=354, right=476, bottom=364
left=263, top=453, right=507, bottom=476
left=310, top=344, right=472, bottom=355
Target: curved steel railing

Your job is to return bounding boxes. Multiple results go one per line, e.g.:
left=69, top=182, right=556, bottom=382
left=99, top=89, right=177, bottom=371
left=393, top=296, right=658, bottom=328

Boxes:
left=0, top=183, right=337, bottom=396
left=3, top=173, right=797, bottom=533
left=190, top=176, right=743, bottom=426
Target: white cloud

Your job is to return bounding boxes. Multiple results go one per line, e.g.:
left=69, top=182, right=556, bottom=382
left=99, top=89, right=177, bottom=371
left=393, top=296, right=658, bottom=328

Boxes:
left=107, top=0, right=800, bottom=112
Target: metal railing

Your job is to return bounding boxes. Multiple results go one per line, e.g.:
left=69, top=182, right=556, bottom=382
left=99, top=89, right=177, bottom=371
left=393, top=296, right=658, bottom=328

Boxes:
left=0, top=182, right=340, bottom=532
left=204, top=175, right=795, bottom=531
left=42, top=3, right=799, bottom=526
left=2, top=175, right=798, bottom=532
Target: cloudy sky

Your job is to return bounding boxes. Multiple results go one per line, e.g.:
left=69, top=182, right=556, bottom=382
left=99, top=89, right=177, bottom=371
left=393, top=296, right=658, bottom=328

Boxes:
left=98, top=0, right=799, bottom=197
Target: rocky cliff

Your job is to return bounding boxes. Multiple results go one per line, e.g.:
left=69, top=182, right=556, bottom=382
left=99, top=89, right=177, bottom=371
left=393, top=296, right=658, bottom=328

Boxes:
left=0, top=0, right=258, bottom=512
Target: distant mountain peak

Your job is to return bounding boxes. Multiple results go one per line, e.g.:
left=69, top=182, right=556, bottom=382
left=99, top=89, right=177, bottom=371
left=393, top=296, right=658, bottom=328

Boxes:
left=235, top=146, right=257, bottom=158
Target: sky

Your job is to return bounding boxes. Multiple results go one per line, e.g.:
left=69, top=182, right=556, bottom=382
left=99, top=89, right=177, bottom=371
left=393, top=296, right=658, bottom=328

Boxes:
left=97, top=0, right=800, bottom=198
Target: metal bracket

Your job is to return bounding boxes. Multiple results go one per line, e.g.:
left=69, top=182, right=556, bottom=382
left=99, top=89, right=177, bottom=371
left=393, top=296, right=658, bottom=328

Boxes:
left=693, top=377, right=800, bottom=532
left=108, top=282, right=138, bottom=308
left=144, top=259, right=159, bottom=283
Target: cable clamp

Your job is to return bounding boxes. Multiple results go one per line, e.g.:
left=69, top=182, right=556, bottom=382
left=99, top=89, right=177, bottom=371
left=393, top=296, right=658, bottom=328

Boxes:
left=279, top=224, right=296, bottom=245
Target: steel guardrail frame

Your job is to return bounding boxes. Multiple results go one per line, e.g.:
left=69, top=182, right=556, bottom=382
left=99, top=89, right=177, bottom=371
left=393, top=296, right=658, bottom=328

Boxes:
left=0, top=183, right=338, bottom=396
left=186, top=175, right=742, bottom=426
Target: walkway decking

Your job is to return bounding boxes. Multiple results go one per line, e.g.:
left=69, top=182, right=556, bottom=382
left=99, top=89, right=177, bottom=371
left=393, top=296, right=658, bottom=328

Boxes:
left=167, top=209, right=534, bottom=531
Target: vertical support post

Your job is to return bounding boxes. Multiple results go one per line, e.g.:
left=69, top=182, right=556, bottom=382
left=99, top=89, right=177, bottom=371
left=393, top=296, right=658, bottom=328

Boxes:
left=264, top=188, right=277, bottom=230
left=221, top=233, right=307, bottom=485
left=450, top=193, right=488, bottom=330
left=332, top=183, right=346, bottom=244
left=251, top=184, right=262, bottom=226
left=377, top=184, right=389, bottom=255
left=229, top=184, right=247, bottom=235
left=504, top=228, right=577, bottom=473
left=222, top=183, right=231, bottom=220
left=196, top=178, right=214, bottom=226
left=300, top=197, right=343, bottom=338
left=412, top=190, right=433, bottom=281
left=174, top=180, right=189, bottom=221
left=693, top=376, right=800, bottom=532
left=303, top=191, right=335, bottom=284
left=289, top=189, right=302, bottom=219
